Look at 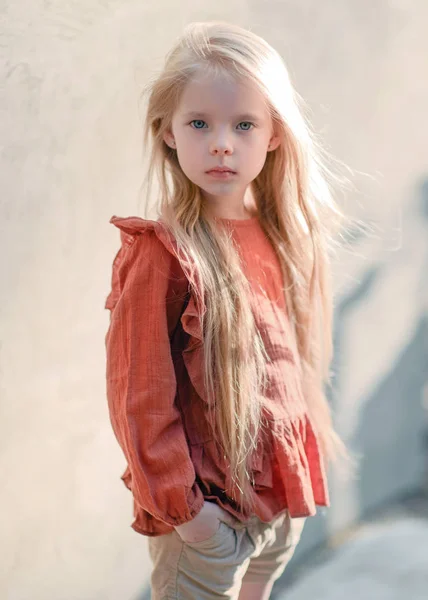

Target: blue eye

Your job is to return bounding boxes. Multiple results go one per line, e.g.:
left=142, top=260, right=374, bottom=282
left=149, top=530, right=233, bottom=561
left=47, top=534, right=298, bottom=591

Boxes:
left=190, top=120, right=207, bottom=129
left=238, top=121, right=253, bottom=131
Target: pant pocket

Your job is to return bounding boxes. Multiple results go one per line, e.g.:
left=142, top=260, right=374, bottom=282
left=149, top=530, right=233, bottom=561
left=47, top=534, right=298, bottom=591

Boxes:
left=176, top=522, right=252, bottom=599
left=181, top=521, right=236, bottom=553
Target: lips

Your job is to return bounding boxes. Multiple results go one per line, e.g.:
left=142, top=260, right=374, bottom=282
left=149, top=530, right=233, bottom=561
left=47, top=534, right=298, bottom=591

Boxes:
left=207, top=168, right=236, bottom=173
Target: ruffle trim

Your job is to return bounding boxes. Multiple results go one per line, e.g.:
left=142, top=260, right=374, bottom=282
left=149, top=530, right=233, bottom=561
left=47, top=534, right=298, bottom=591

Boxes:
left=271, top=413, right=330, bottom=516
left=106, top=215, right=207, bottom=402
left=182, top=412, right=328, bottom=518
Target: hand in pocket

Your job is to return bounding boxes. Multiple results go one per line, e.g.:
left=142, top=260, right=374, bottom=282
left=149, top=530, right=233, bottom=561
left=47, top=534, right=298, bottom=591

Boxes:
left=174, top=501, right=238, bottom=544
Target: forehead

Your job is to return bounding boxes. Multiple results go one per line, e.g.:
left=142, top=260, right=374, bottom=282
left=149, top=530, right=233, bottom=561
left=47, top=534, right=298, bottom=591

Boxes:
left=176, top=72, right=269, bottom=119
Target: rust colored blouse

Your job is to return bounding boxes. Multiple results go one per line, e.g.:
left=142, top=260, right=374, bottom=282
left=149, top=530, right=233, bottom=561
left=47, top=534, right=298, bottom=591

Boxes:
left=104, top=214, right=329, bottom=537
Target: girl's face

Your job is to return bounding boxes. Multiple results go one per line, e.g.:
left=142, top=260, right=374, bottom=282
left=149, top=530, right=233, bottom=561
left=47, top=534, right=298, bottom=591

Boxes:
left=163, top=72, right=280, bottom=217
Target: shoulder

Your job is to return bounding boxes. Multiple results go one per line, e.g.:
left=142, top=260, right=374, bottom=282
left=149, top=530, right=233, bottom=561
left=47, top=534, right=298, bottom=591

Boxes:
left=109, top=214, right=167, bottom=243
left=105, top=215, right=181, bottom=311
left=108, top=214, right=179, bottom=256
left=109, top=214, right=161, bottom=232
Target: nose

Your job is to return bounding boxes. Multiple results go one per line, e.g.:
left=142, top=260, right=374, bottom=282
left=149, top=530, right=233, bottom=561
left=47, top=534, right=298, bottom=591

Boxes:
left=209, top=136, right=233, bottom=156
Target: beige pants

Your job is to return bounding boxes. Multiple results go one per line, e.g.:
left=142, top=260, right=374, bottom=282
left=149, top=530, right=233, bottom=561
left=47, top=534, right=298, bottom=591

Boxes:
left=148, top=510, right=306, bottom=599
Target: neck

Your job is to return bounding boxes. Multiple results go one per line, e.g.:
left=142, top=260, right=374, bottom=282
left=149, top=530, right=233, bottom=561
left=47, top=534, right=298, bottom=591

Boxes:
left=202, top=194, right=257, bottom=221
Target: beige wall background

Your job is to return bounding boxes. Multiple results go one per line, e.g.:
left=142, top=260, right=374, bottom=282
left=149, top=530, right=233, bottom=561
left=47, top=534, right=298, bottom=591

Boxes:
left=1, top=1, right=427, bottom=599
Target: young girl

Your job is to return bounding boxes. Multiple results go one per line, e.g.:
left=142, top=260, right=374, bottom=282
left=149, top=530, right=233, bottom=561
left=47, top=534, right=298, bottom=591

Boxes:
left=104, top=20, right=349, bottom=600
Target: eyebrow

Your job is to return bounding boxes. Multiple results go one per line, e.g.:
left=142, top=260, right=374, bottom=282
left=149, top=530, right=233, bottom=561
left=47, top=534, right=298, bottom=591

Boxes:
left=182, top=111, right=263, bottom=122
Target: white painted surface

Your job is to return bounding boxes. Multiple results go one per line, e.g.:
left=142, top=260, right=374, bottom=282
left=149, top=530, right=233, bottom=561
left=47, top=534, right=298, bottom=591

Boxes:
left=1, top=2, right=427, bottom=598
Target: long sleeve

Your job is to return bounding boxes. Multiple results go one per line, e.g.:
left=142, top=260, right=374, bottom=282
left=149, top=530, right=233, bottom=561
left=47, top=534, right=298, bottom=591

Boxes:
left=104, top=227, right=204, bottom=526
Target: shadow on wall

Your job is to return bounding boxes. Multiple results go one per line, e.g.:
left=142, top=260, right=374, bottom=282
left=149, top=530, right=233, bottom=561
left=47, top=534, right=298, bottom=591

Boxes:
left=273, top=176, right=428, bottom=594
left=356, top=314, right=428, bottom=512
left=356, top=178, right=428, bottom=510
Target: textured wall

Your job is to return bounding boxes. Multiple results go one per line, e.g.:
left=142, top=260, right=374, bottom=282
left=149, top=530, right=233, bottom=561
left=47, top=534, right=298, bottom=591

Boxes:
left=1, top=2, right=427, bottom=599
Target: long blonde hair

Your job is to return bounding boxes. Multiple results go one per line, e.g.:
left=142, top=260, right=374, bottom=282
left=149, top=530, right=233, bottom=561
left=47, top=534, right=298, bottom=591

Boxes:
left=138, top=21, right=351, bottom=511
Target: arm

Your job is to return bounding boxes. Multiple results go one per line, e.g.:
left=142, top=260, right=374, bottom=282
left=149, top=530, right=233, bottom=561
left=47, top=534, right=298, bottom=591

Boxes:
left=105, top=229, right=204, bottom=526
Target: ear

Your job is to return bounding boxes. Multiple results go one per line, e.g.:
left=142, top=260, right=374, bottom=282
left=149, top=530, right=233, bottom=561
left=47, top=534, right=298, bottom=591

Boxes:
left=267, top=133, right=281, bottom=152
left=163, top=130, right=176, bottom=149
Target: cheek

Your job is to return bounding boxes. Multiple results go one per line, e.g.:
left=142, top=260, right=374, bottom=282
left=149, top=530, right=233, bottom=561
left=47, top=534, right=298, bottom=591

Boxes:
left=243, top=137, right=267, bottom=158
left=178, top=139, right=203, bottom=166
left=179, top=130, right=199, bottom=147
left=248, top=149, right=269, bottom=176
left=176, top=144, right=202, bottom=178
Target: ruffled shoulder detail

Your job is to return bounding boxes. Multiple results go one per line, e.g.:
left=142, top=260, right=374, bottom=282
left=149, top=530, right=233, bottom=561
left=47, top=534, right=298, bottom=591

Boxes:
left=108, top=214, right=174, bottom=251
left=105, top=215, right=185, bottom=309
left=105, top=216, right=205, bottom=389
left=109, top=215, right=157, bottom=235
left=105, top=216, right=159, bottom=311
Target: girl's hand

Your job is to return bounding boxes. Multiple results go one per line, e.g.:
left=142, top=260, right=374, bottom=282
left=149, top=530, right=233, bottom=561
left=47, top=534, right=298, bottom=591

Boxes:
left=174, top=501, right=239, bottom=543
